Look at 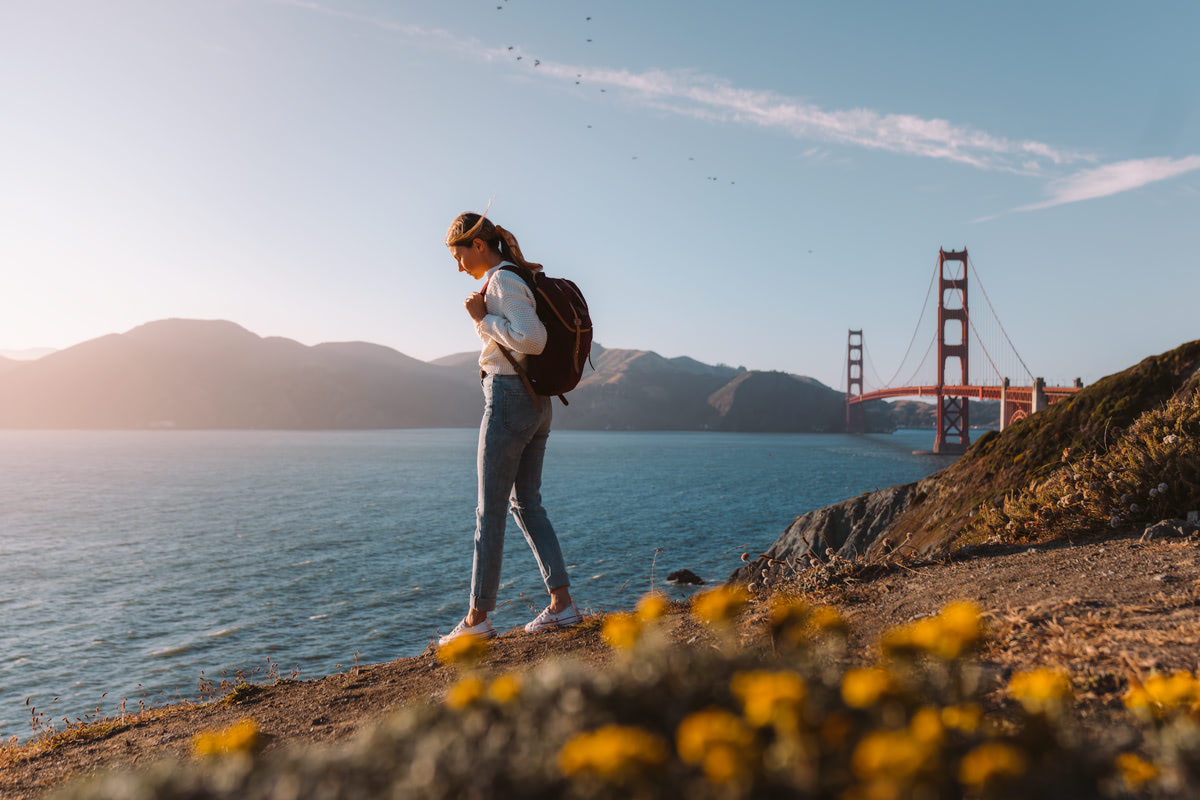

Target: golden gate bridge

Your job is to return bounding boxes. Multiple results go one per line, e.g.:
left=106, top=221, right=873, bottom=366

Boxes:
left=846, top=248, right=1083, bottom=454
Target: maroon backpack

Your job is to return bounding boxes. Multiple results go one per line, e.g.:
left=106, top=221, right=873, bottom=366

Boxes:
left=488, top=265, right=592, bottom=408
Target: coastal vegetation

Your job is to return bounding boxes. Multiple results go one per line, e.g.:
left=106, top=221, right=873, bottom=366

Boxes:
left=30, top=585, right=1200, bottom=799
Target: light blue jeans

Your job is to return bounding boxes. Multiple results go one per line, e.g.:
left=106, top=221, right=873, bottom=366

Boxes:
left=470, top=374, right=570, bottom=612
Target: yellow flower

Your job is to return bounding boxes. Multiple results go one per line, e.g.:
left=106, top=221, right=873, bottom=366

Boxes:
left=880, top=602, right=983, bottom=660
left=487, top=673, right=522, bottom=704
left=445, top=676, right=485, bottom=710
left=601, top=613, right=642, bottom=650
left=809, top=605, right=848, bottom=634
left=1116, top=752, right=1159, bottom=789
left=1008, top=668, right=1073, bottom=714
left=676, top=708, right=757, bottom=783
left=691, top=585, right=749, bottom=625
left=192, top=718, right=261, bottom=757
left=941, top=704, right=983, bottom=733
left=909, top=707, right=943, bottom=746
left=636, top=592, right=669, bottom=622
left=437, top=633, right=490, bottom=667
left=852, top=729, right=934, bottom=781
left=939, top=602, right=984, bottom=647
left=1124, top=671, right=1200, bottom=718
left=558, top=725, right=668, bottom=778
left=958, top=742, right=1027, bottom=788
left=841, top=667, right=895, bottom=709
left=731, top=670, right=807, bottom=729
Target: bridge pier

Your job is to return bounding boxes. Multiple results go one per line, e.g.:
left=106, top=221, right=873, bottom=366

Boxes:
left=1000, top=378, right=1010, bottom=432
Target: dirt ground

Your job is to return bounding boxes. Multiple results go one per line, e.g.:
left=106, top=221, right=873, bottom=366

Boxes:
left=3, top=525, right=1197, bottom=799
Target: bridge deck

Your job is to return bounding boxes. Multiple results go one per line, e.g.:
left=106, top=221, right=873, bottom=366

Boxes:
left=847, top=385, right=1080, bottom=404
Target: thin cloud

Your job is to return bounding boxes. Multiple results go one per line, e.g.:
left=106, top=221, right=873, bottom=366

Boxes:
left=276, top=2, right=1099, bottom=179
left=528, top=61, right=1090, bottom=173
left=1013, top=155, right=1200, bottom=212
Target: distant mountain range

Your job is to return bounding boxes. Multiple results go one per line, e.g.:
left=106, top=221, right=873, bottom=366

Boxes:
left=0, top=319, right=978, bottom=432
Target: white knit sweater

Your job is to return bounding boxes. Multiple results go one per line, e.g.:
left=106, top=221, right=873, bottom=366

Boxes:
left=474, top=263, right=547, bottom=374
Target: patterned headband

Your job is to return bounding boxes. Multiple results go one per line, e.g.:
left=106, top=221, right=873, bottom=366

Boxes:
left=445, top=215, right=542, bottom=272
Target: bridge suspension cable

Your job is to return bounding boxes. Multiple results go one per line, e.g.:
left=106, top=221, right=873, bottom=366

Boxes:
left=880, top=254, right=941, bottom=388
left=900, top=333, right=938, bottom=389
left=968, top=254, right=1035, bottom=383
left=862, top=345, right=888, bottom=391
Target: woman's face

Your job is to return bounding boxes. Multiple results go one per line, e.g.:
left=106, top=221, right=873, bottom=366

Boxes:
left=449, top=239, right=491, bottom=280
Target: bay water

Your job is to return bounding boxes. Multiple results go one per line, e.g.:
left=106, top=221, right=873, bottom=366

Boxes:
left=0, top=428, right=952, bottom=740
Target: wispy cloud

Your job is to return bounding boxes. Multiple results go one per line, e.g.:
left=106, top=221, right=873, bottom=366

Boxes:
left=523, top=60, right=1091, bottom=174
left=276, top=1, right=1193, bottom=214
left=1012, top=155, right=1200, bottom=212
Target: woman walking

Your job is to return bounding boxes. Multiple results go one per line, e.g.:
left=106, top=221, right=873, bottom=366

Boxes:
left=439, top=212, right=581, bottom=644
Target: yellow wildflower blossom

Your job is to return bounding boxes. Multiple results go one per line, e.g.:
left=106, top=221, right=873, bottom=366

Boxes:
left=852, top=729, right=934, bottom=781
left=691, top=585, right=749, bottom=625
left=437, top=633, right=490, bottom=667
left=192, top=718, right=261, bottom=757
left=446, top=676, right=485, bottom=710
left=941, top=704, right=983, bottom=733
left=1008, top=668, right=1073, bottom=714
left=636, top=592, right=669, bottom=622
left=558, top=725, right=668, bottom=778
left=881, top=602, right=983, bottom=660
left=487, top=673, right=522, bottom=704
left=809, top=605, right=848, bottom=634
left=601, top=613, right=642, bottom=650
left=1124, top=671, right=1200, bottom=718
left=1116, top=752, right=1159, bottom=789
left=841, top=667, right=895, bottom=709
left=959, top=741, right=1027, bottom=788
left=676, top=708, right=757, bottom=783
left=731, top=670, right=807, bottom=729
left=909, top=707, right=944, bottom=745
left=939, top=602, right=984, bottom=645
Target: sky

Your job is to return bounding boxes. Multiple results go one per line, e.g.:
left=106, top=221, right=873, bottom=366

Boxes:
left=2, top=0, right=1198, bottom=390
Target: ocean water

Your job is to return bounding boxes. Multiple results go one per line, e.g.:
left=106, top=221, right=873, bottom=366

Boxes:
left=0, top=428, right=951, bottom=740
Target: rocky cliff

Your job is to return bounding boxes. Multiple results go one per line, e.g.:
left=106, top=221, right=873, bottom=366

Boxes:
left=731, top=339, right=1200, bottom=584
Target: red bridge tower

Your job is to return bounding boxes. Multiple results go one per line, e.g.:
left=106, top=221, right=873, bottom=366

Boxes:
left=935, top=248, right=970, bottom=454
left=846, top=329, right=865, bottom=433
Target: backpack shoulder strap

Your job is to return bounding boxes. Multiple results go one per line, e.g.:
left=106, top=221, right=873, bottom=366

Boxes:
left=478, top=267, right=543, bottom=413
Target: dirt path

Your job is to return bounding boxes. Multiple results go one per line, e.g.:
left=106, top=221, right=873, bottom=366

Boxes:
left=3, top=527, right=1197, bottom=798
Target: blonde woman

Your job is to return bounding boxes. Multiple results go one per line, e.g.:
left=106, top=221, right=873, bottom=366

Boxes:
left=438, top=212, right=580, bottom=644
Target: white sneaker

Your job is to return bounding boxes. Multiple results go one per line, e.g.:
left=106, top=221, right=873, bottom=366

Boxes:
left=525, top=602, right=583, bottom=633
left=438, top=617, right=498, bottom=646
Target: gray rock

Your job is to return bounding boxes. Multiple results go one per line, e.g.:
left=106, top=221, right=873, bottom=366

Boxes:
left=729, top=482, right=919, bottom=584
left=1141, top=519, right=1200, bottom=542
left=666, top=568, right=705, bottom=585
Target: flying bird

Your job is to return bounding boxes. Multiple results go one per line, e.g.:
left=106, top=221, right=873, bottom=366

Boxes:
left=534, top=59, right=540, bottom=66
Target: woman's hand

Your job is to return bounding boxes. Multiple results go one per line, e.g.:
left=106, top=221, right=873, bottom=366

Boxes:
left=464, top=292, right=487, bottom=322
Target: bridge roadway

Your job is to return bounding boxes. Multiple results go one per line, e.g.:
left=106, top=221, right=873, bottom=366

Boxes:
left=847, top=384, right=1080, bottom=405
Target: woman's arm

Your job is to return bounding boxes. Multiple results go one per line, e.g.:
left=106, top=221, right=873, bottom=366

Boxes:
left=474, top=270, right=548, bottom=355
